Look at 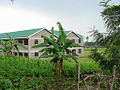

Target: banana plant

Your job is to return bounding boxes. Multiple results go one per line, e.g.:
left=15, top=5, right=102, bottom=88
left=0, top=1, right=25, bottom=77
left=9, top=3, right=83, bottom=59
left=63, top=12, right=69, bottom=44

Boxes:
left=33, top=22, right=81, bottom=73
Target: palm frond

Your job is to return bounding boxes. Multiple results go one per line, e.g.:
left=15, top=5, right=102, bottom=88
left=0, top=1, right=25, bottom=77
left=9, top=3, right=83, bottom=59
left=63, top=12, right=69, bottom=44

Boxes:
left=33, top=43, right=50, bottom=48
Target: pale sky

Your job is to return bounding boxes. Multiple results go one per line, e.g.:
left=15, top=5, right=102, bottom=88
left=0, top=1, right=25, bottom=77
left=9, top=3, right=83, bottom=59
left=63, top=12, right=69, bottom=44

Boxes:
left=0, top=0, right=119, bottom=40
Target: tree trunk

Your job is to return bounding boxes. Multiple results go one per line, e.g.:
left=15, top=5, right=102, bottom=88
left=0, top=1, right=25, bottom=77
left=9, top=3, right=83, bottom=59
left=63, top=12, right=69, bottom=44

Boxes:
left=55, top=61, right=63, bottom=73
left=77, top=63, right=80, bottom=90
left=7, top=51, right=12, bottom=57
left=110, top=65, right=116, bottom=90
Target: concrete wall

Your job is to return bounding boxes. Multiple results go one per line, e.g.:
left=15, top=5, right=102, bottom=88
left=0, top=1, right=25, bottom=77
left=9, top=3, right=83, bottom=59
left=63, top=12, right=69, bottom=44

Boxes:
left=67, top=32, right=84, bottom=57
left=0, top=30, right=84, bottom=58
left=29, top=29, right=51, bottom=59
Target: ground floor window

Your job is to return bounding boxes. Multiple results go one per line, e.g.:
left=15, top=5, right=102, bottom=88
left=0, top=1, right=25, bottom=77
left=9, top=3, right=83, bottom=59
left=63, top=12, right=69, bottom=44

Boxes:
left=78, top=49, right=82, bottom=53
left=19, top=52, right=23, bottom=56
left=35, top=52, right=39, bottom=57
left=72, top=49, right=76, bottom=55
left=24, top=53, right=28, bottom=57
left=14, top=52, right=17, bottom=56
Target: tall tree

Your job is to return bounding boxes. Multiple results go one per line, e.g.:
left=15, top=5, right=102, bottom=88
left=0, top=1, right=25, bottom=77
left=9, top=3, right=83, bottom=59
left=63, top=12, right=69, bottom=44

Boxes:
left=33, top=22, right=80, bottom=73
left=90, top=2, right=120, bottom=72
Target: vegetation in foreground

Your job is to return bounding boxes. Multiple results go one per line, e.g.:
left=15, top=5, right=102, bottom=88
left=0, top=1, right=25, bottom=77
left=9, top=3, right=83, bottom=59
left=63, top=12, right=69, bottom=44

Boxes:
left=0, top=53, right=100, bottom=89
left=33, top=22, right=80, bottom=73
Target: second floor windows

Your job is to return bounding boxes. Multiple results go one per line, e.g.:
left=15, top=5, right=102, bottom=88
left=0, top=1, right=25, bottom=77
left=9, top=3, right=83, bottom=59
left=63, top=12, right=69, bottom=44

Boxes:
left=18, top=40, right=23, bottom=44
left=24, top=39, right=28, bottom=45
left=79, top=38, right=81, bottom=43
left=34, top=39, right=38, bottom=44
left=17, top=39, right=28, bottom=45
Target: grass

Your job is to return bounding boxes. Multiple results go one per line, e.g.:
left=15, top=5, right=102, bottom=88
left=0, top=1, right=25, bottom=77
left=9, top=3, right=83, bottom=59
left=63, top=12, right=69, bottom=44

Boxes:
left=0, top=48, right=101, bottom=89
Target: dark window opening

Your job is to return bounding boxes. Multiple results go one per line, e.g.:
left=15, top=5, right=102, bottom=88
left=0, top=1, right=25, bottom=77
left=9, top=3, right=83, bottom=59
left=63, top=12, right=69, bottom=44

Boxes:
left=24, top=53, right=28, bottom=57
left=35, top=52, right=39, bottom=57
left=19, top=52, right=23, bottom=56
left=18, top=40, right=23, bottom=44
left=34, top=39, right=38, bottom=44
left=72, top=49, right=76, bottom=55
left=24, top=39, right=28, bottom=45
left=78, top=49, right=82, bottom=53
left=79, top=38, right=81, bottom=43
left=14, top=52, right=17, bottom=56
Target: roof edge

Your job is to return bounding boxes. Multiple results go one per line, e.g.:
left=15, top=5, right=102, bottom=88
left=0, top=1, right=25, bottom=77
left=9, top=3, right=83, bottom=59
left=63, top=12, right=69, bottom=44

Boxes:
left=28, top=28, right=45, bottom=38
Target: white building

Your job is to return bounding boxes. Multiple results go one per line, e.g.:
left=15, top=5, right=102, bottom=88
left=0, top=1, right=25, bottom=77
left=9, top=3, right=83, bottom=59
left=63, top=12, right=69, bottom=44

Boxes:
left=0, top=28, right=84, bottom=59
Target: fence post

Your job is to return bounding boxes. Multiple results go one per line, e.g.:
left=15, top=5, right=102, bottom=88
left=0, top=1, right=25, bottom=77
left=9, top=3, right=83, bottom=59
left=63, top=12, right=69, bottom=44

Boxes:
left=77, top=63, right=80, bottom=90
left=110, top=65, right=116, bottom=90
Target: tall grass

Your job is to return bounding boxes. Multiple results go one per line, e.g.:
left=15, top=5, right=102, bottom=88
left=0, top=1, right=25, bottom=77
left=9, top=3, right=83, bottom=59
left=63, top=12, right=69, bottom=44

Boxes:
left=0, top=56, right=100, bottom=77
left=0, top=48, right=101, bottom=89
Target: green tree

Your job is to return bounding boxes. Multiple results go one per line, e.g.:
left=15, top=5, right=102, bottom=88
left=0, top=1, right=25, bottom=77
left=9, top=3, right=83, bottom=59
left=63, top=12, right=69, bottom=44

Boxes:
left=33, top=22, right=80, bottom=73
left=90, top=4, right=120, bottom=73
left=0, top=33, right=27, bottom=56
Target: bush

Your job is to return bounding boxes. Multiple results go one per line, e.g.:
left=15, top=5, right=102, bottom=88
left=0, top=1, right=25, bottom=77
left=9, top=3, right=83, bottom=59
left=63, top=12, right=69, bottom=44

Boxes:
left=0, top=55, right=100, bottom=89
left=0, top=76, right=13, bottom=89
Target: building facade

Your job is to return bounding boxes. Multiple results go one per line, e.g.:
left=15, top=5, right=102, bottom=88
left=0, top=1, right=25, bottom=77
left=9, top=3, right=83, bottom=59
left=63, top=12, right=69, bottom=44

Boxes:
left=0, top=28, right=84, bottom=59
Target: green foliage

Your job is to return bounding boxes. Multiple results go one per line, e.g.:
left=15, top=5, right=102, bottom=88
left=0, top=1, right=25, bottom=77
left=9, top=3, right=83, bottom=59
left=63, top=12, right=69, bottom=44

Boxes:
left=33, top=22, right=80, bottom=73
left=0, top=76, right=13, bottom=89
left=84, top=41, right=99, bottom=47
left=0, top=56, right=54, bottom=77
left=0, top=34, right=27, bottom=56
left=102, top=5, right=120, bottom=32
left=0, top=55, right=100, bottom=76
left=0, top=48, right=101, bottom=89
left=89, top=4, right=120, bottom=73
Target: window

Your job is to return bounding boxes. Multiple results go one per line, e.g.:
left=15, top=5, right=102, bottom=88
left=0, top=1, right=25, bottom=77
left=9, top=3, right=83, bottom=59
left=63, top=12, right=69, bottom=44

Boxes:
left=18, top=40, right=23, bottom=44
left=35, top=52, right=39, bottom=57
left=19, top=52, right=23, bottom=56
left=24, top=53, right=28, bottom=57
left=34, top=39, right=38, bottom=44
left=14, top=52, right=17, bottom=56
left=78, top=49, right=82, bottom=53
left=79, top=38, right=81, bottom=43
left=72, top=49, right=76, bottom=55
left=24, top=39, right=28, bottom=45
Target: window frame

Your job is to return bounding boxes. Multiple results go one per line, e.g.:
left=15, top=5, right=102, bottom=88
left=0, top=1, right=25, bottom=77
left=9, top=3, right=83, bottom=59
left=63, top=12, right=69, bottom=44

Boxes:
left=78, top=49, right=82, bottom=53
left=24, top=39, right=28, bottom=45
left=79, top=38, right=81, bottom=43
left=34, top=39, right=38, bottom=44
left=34, top=52, right=39, bottom=57
left=19, top=52, right=23, bottom=56
left=24, top=53, right=28, bottom=57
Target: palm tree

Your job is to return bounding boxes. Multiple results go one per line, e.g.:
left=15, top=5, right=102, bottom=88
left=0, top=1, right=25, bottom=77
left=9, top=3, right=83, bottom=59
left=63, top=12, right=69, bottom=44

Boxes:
left=33, top=22, right=80, bottom=73
left=0, top=33, right=27, bottom=56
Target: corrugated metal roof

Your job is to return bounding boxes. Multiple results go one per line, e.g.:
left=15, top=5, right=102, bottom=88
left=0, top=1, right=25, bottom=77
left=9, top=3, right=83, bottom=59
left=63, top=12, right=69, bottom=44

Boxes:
left=53, top=30, right=72, bottom=36
left=0, top=28, right=44, bottom=39
left=76, top=33, right=83, bottom=38
left=53, top=30, right=83, bottom=38
left=0, top=28, right=83, bottom=39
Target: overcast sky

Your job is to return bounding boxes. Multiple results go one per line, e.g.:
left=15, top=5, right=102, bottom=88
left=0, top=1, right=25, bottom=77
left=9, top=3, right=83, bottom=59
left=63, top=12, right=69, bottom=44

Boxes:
left=0, top=0, right=119, bottom=40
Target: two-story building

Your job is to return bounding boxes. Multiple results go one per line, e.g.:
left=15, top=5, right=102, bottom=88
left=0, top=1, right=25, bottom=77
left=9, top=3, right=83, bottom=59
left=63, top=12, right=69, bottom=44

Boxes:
left=0, top=28, right=84, bottom=59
